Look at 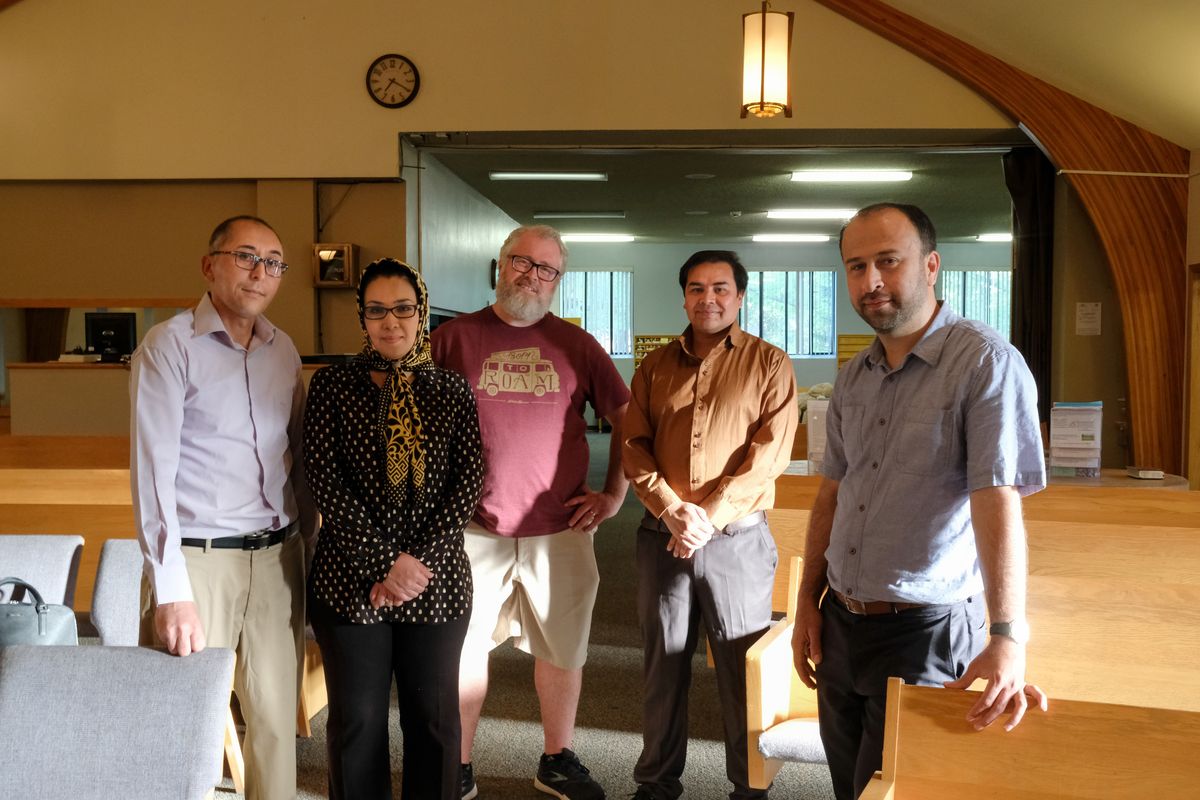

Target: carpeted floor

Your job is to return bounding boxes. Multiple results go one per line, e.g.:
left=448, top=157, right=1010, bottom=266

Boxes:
left=221, top=432, right=835, bottom=799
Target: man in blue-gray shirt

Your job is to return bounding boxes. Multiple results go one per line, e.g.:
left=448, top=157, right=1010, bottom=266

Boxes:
left=792, top=203, right=1048, bottom=800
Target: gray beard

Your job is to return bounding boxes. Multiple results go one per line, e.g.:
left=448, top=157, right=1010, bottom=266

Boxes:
left=496, top=279, right=551, bottom=322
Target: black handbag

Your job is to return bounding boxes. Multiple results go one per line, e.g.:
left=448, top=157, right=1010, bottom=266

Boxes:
left=0, top=577, right=78, bottom=646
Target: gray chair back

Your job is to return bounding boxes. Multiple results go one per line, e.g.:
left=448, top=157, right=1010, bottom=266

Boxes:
left=0, top=534, right=84, bottom=605
left=0, top=645, right=235, bottom=800
left=90, top=538, right=144, bottom=645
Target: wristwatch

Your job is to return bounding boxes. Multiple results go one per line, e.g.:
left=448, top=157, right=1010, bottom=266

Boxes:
left=989, top=619, right=1030, bottom=644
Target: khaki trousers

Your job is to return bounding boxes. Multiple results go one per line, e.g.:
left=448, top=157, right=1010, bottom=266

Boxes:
left=142, top=532, right=304, bottom=800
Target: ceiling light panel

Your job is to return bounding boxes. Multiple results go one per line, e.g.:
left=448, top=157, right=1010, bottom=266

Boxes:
left=976, top=233, right=1013, bottom=242
left=767, top=208, right=856, bottom=220
left=532, top=211, right=625, bottom=219
left=560, top=234, right=635, bottom=243
left=790, top=170, right=913, bottom=182
left=489, top=171, right=608, bottom=181
left=752, top=233, right=830, bottom=243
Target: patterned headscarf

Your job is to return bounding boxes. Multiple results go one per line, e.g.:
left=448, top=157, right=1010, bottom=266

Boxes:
left=354, top=258, right=436, bottom=507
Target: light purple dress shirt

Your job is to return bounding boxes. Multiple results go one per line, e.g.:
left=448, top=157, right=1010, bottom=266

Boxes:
left=130, top=293, right=305, bottom=604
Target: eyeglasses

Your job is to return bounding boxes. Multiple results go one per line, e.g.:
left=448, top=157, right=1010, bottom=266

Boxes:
left=363, top=303, right=419, bottom=320
left=508, top=254, right=561, bottom=282
left=210, top=250, right=289, bottom=278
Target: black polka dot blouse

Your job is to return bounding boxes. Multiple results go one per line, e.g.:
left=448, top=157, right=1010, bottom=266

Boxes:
left=303, top=361, right=484, bottom=624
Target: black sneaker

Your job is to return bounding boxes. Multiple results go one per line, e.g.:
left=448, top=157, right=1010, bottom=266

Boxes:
left=630, top=788, right=659, bottom=800
left=533, top=748, right=606, bottom=799
left=461, top=762, right=478, bottom=800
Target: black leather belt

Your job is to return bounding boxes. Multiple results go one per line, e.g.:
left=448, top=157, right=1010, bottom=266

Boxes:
left=181, top=522, right=296, bottom=551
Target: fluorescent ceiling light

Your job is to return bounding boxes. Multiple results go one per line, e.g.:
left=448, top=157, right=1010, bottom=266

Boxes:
left=790, top=170, right=913, bottom=183
left=560, top=234, right=635, bottom=243
left=976, top=233, right=1013, bottom=242
left=767, top=208, right=856, bottom=220
left=488, top=171, right=608, bottom=181
left=752, top=233, right=830, bottom=243
left=533, top=211, right=625, bottom=219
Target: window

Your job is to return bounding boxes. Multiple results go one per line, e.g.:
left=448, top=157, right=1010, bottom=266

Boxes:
left=739, top=271, right=836, bottom=356
left=938, top=270, right=1012, bottom=339
left=559, top=270, right=632, bottom=356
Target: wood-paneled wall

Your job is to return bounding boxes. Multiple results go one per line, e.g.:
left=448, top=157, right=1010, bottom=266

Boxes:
left=817, top=0, right=1189, bottom=474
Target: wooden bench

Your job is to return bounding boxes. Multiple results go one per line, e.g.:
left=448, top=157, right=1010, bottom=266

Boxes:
left=861, top=677, right=1200, bottom=799
left=0, top=437, right=328, bottom=742
left=748, top=478, right=1200, bottom=787
left=1021, top=485, right=1200, bottom=712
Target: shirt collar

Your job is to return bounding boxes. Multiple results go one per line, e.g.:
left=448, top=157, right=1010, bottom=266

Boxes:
left=864, top=301, right=959, bottom=370
left=193, top=292, right=277, bottom=349
left=679, top=321, right=743, bottom=359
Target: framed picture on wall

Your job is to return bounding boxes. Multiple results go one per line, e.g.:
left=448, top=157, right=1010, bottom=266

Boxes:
left=313, top=243, right=359, bottom=288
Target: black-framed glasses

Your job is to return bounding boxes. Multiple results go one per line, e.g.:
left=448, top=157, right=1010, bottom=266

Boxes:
left=363, top=303, right=419, bottom=320
left=509, top=254, right=561, bottom=282
left=210, top=250, right=289, bottom=278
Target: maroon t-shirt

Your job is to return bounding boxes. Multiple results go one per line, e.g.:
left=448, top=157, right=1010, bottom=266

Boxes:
left=431, top=306, right=630, bottom=537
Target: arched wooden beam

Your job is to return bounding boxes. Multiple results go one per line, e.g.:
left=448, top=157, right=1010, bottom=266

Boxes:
left=815, top=0, right=1189, bottom=473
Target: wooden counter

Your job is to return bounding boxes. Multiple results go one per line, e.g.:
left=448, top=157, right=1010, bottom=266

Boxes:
left=8, top=362, right=132, bottom=436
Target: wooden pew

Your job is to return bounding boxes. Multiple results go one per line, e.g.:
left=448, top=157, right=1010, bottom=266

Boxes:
left=0, top=467, right=136, bottom=613
left=749, top=477, right=1200, bottom=788
left=765, top=507, right=809, bottom=614
left=860, top=677, right=1200, bottom=799
left=1021, top=485, right=1200, bottom=712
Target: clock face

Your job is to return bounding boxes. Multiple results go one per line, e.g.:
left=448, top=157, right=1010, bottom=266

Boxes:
left=366, top=54, right=420, bottom=108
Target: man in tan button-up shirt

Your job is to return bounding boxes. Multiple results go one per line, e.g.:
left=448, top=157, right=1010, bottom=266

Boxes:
left=623, top=250, right=797, bottom=800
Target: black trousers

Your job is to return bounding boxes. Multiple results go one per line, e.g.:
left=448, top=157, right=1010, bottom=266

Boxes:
left=815, top=591, right=984, bottom=800
left=310, top=592, right=469, bottom=800
left=634, top=518, right=776, bottom=800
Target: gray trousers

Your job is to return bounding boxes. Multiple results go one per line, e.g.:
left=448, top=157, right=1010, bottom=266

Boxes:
left=634, top=515, right=777, bottom=800
left=815, top=590, right=985, bottom=800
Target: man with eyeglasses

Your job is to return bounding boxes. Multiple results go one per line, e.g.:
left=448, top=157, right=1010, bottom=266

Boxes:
left=131, top=214, right=310, bottom=800
left=432, top=225, right=630, bottom=800
left=623, top=250, right=797, bottom=800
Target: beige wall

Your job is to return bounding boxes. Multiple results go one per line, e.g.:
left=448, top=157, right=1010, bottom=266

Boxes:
left=1051, top=179, right=1129, bottom=468
left=0, top=0, right=1010, bottom=180
left=0, top=181, right=257, bottom=299
left=316, top=181, right=408, bottom=354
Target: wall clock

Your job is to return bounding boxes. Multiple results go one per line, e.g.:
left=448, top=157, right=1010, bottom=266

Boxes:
left=366, top=53, right=420, bottom=108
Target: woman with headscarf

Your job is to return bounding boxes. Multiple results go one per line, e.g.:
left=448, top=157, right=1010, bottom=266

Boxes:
left=304, top=257, right=483, bottom=800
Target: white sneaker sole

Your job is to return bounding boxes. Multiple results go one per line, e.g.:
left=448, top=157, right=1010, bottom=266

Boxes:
left=533, top=777, right=605, bottom=800
left=462, top=785, right=478, bottom=800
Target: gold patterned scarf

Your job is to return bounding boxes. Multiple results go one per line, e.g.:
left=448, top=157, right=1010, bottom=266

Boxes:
left=354, top=258, right=436, bottom=507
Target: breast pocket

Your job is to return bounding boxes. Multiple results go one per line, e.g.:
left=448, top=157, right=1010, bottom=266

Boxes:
left=840, top=403, right=865, bottom=464
left=895, top=408, right=956, bottom=476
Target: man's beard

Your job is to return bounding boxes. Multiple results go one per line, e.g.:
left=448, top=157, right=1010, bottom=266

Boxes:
left=496, top=277, right=551, bottom=322
left=855, top=291, right=918, bottom=334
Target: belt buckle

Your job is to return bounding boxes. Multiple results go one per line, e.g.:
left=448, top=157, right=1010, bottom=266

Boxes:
left=840, top=592, right=867, bottom=615
left=241, top=531, right=272, bottom=551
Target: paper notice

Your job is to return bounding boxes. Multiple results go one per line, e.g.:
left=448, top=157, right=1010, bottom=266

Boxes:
left=1075, top=302, right=1101, bottom=336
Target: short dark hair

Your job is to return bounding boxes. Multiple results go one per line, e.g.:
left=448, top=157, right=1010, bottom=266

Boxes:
left=208, top=215, right=278, bottom=251
left=839, top=203, right=937, bottom=257
left=678, top=250, right=748, bottom=294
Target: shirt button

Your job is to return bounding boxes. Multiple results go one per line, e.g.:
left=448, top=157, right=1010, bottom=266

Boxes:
left=849, top=547, right=857, bottom=555
left=871, top=461, right=879, bottom=469
left=845, top=588, right=854, bottom=596
left=858, top=504, right=865, bottom=512
left=878, top=418, right=886, bottom=425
